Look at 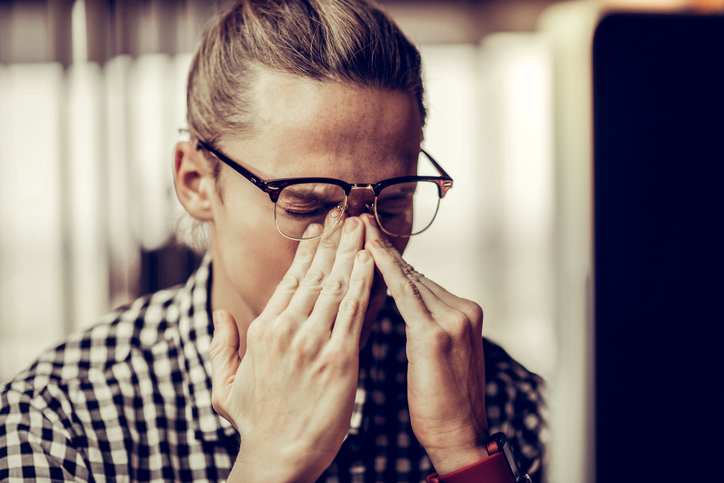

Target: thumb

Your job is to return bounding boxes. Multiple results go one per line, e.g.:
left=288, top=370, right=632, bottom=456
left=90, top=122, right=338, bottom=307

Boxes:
left=209, top=309, right=241, bottom=423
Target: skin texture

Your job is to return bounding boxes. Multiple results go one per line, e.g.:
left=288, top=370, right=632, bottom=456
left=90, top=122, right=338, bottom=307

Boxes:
left=175, top=70, right=415, bottom=352
left=174, top=70, right=489, bottom=482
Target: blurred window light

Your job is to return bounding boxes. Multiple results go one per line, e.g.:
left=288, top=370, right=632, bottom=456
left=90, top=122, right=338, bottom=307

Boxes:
left=67, top=62, right=108, bottom=332
left=0, top=50, right=192, bottom=378
left=538, top=3, right=601, bottom=483
left=407, top=41, right=556, bottom=382
left=479, top=33, right=556, bottom=380
left=0, top=64, right=66, bottom=381
left=71, top=0, right=88, bottom=63
left=127, top=54, right=179, bottom=251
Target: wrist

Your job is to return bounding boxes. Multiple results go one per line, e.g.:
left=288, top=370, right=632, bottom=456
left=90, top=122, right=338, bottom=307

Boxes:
left=427, top=432, right=532, bottom=483
left=421, top=424, right=490, bottom=476
left=230, top=446, right=322, bottom=483
left=426, top=444, right=490, bottom=476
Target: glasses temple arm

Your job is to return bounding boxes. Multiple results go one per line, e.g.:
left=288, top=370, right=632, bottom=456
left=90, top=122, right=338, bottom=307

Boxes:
left=421, top=150, right=454, bottom=198
left=196, top=140, right=274, bottom=195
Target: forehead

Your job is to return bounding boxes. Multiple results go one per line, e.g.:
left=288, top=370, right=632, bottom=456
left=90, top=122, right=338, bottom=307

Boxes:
left=221, top=70, right=424, bottom=183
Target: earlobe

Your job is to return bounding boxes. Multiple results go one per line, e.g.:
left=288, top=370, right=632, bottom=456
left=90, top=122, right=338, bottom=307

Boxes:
left=174, top=141, right=215, bottom=221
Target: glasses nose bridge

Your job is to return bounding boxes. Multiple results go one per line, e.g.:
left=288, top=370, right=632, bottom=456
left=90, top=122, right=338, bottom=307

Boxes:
left=345, top=184, right=376, bottom=216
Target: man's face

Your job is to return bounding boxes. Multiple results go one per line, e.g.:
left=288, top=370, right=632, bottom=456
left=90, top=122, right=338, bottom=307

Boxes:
left=205, top=70, right=424, bottom=341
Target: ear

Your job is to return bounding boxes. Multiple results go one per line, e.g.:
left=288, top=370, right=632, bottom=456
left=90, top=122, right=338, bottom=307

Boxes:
left=173, top=141, right=216, bottom=222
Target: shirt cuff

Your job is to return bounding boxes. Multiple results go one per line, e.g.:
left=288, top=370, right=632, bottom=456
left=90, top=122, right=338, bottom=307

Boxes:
left=426, top=452, right=517, bottom=483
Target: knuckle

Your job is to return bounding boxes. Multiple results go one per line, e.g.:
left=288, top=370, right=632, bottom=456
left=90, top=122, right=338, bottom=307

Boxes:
left=408, top=271, right=422, bottom=283
left=279, top=272, right=301, bottom=290
left=208, top=341, right=222, bottom=362
left=446, top=309, right=471, bottom=329
left=318, top=235, right=339, bottom=251
left=301, top=267, right=326, bottom=288
left=320, top=344, right=342, bottom=362
left=290, top=331, right=321, bottom=360
left=444, top=310, right=474, bottom=340
left=467, top=301, right=484, bottom=323
left=429, top=326, right=454, bottom=352
left=400, top=277, right=421, bottom=299
left=271, top=314, right=298, bottom=337
left=211, top=393, right=222, bottom=413
left=350, top=268, right=369, bottom=283
left=321, top=276, right=347, bottom=296
left=246, top=320, right=264, bottom=341
left=339, top=297, right=361, bottom=315
left=322, top=344, right=354, bottom=372
left=299, top=242, right=318, bottom=259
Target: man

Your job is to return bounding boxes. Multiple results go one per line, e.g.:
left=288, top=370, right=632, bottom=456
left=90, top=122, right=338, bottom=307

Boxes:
left=0, top=1, right=543, bottom=481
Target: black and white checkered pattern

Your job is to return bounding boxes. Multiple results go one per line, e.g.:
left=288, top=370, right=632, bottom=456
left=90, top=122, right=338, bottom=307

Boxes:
left=0, top=255, right=544, bottom=482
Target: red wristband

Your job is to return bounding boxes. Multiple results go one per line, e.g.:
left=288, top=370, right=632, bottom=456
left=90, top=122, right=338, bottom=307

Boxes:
left=426, top=452, right=516, bottom=483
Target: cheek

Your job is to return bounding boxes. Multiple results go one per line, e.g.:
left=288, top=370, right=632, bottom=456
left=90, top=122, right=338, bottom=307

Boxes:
left=212, top=183, right=300, bottom=315
left=223, top=225, right=298, bottom=315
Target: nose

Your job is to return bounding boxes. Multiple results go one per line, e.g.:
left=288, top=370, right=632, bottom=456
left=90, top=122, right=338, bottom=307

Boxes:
left=345, top=200, right=374, bottom=217
left=344, top=186, right=375, bottom=217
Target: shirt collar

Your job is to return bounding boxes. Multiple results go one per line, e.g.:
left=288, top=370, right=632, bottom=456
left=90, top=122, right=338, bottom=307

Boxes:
left=176, top=252, right=236, bottom=442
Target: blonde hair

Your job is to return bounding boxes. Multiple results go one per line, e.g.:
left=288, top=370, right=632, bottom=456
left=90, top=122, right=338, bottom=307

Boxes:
left=178, top=0, right=425, bottom=251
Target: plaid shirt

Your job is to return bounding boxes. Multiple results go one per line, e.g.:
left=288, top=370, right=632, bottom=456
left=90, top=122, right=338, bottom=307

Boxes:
left=0, top=255, right=544, bottom=482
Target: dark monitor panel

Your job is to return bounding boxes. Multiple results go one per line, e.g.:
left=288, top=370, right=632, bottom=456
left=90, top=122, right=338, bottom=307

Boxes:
left=594, top=13, right=724, bottom=482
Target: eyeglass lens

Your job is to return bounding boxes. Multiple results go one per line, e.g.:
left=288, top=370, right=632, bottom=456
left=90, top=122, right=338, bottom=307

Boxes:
left=274, top=180, right=441, bottom=240
left=274, top=183, right=346, bottom=239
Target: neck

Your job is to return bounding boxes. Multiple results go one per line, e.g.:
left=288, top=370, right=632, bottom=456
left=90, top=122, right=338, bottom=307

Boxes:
left=210, top=254, right=257, bottom=358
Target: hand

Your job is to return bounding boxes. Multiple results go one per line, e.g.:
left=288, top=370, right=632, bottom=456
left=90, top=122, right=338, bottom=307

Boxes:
left=361, top=214, right=489, bottom=476
left=209, top=216, right=375, bottom=482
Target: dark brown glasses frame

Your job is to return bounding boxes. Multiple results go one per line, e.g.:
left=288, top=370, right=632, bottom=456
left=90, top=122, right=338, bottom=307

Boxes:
left=196, top=140, right=454, bottom=202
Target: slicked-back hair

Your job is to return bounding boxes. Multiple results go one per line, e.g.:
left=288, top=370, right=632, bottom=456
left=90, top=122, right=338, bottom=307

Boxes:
left=179, top=0, right=425, bottom=251
left=186, top=0, right=425, bottom=150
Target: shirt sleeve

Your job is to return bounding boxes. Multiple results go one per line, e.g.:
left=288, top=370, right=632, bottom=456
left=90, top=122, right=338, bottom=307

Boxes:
left=426, top=452, right=518, bottom=483
left=0, top=387, right=90, bottom=482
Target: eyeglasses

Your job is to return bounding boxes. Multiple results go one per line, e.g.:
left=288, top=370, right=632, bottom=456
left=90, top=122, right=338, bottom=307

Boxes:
left=196, top=140, right=453, bottom=240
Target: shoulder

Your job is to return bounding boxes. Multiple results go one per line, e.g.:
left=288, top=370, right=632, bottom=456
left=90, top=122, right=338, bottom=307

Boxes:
left=2, top=285, right=184, bottom=410
left=483, top=338, right=545, bottom=479
left=483, top=337, right=544, bottom=408
left=0, top=285, right=188, bottom=480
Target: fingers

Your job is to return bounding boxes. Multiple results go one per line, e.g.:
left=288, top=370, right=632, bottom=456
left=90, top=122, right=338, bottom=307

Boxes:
left=264, top=223, right=323, bottom=317
left=307, top=217, right=366, bottom=330
left=416, top=276, right=484, bottom=331
left=286, top=214, right=366, bottom=319
left=209, top=310, right=242, bottom=422
left=361, top=214, right=418, bottom=282
left=364, top=236, right=432, bottom=324
left=330, top=249, right=375, bottom=346
left=360, top=214, right=430, bottom=315
left=361, top=215, right=480, bottom=328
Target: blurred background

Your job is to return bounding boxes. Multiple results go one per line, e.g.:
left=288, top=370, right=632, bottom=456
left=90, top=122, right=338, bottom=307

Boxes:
left=1, top=0, right=722, bottom=481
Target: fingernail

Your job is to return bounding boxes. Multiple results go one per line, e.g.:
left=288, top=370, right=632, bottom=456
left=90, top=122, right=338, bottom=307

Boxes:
left=357, top=249, right=372, bottom=261
left=326, top=209, right=343, bottom=227
left=367, top=239, right=381, bottom=249
left=212, top=310, right=220, bottom=327
left=361, top=213, right=375, bottom=225
left=344, top=217, right=359, bottom=231
left=304, top=223, right=323, bottom=238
